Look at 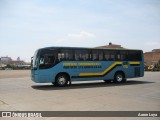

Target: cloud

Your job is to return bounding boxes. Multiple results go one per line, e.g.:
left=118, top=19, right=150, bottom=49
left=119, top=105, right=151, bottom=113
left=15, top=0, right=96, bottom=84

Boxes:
left=67, top=31, right=95, bottom=39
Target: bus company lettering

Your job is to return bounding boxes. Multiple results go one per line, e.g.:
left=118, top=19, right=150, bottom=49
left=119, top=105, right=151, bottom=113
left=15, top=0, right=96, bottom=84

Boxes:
left=63, top=62, right=101, bottom=69
left=138, top=112, right=158, bottom=117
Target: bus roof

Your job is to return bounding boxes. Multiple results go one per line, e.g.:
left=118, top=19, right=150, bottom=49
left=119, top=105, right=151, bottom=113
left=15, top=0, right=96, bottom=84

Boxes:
left=38, top=46, right=142, bottom=51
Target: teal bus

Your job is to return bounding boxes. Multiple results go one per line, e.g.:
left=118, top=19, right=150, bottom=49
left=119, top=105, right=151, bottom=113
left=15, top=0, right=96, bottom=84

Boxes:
left=31, top=47, right=144, bottom=87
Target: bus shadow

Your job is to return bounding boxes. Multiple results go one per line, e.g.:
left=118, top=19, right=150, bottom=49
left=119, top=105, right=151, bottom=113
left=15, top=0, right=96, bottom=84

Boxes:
left=31, top=80, right=155, bottom=91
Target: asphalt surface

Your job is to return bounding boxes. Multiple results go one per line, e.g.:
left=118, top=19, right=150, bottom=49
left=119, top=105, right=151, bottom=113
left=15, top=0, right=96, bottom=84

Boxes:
left=0, top=71, right=159, bottom=120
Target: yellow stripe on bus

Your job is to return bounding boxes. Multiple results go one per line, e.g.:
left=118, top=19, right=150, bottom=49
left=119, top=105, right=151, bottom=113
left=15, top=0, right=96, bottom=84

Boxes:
left=79, top=62, right=122, bottom=77
left=129, top=62, right=140, bottom=65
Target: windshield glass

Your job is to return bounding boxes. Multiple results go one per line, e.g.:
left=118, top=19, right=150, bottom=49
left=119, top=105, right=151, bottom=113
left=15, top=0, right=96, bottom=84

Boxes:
left=31, top=50, right=39, bottom=69
left=39, top=49, right=57, bottom=69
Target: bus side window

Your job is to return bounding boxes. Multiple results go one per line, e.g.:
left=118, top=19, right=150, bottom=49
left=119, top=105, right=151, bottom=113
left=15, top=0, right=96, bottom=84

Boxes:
left=119, top=51, right=128, bottom=61
left=92, top=50, right=99, bottom=61
left=58, top=53, right=64, bottom=61
left=117, top=54, right=121, bottom=60
left=59, top=49, right=74, bottom=61
left=83, top=50, right=90, bottom=61
left=75, top=49, right=90, bottom=61
left=99, top=50, right=103, bottom=61
left=104, top=51, right=110, bottom=61
left=110, top=55, right=115, bottom=61
left=128, top=51, right=141, bottom=61
left=75, top=50, right=81, bottom=61
left=110, top=52, right=116, bottom=61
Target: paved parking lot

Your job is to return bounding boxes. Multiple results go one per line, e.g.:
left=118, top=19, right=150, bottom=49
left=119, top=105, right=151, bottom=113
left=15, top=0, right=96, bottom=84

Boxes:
left=0, top=71, right=159, bottom=120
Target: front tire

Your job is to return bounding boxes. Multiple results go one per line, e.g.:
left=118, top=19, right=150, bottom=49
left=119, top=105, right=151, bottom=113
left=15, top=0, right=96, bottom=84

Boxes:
left=114, top=72, right=126, bottom=83
left=55, top=74, right=68, bottom=87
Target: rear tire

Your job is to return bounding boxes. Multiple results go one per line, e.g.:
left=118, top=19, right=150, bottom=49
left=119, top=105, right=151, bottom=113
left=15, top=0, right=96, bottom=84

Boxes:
left=114, top=72, right=126, bottom=83
left=55, top=74, right=68, bottom=87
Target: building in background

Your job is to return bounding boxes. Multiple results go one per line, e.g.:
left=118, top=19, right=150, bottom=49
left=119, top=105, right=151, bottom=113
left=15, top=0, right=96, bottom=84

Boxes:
left=95, top=42, right=124, bottom=49
left=144, top=49, right=160, bottom=66
left=0, top=56, right=30, bottom=70
left=0, top=56, right=12, bottom=64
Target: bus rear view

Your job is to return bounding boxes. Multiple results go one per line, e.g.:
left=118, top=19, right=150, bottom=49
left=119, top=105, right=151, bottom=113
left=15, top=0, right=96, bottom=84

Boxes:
left=31, top=47, right=144, bottom=87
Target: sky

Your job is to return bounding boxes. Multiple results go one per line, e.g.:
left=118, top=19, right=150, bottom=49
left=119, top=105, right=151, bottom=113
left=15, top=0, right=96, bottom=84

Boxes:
left=0, top=0, right=160, bottom=62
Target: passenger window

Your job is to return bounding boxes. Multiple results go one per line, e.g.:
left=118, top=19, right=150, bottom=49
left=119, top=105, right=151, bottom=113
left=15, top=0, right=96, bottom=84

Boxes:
left=92, top=50, right=99, bottom=61
left=119, top=51, right=128, bottom=61
left=104, top=51, right=110, bottom=60
left=58, top=49, right=74, bottom=61
left=75, top=49, right=90, bottom=61
left=110, top=51, right=116, bottom=60
left=128, top=51, right=142, bottom=61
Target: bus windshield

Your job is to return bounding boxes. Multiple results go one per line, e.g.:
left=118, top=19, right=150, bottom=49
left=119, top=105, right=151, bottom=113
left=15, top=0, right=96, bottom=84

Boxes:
left=39, top=49, right=57, bottom=69
left=31, top=50, right=39, bottom=70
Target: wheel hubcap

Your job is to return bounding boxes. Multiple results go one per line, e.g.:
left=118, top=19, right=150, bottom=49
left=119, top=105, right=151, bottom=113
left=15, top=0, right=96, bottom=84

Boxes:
left=117, top=75, right=123, bottom=82
left=58, top=77, right=66, bottom=85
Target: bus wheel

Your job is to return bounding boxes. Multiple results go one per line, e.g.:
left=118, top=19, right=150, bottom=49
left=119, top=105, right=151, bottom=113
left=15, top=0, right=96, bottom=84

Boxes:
left=114, top=72, right=125, bottom=83
left=55, top=74, right=68, bottom=87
